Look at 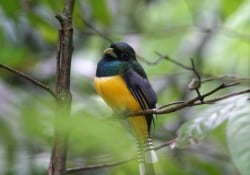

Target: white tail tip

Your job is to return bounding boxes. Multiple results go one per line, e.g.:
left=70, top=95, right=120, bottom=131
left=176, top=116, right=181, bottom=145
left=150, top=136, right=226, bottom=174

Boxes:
left=139, top=162, right=145, bottom=175
left=145, top=149, right=158, bottom=163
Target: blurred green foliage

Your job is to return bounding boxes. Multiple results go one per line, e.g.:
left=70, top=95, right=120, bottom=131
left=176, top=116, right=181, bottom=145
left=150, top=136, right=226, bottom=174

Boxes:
left=0, top=0, right=249, bottom=175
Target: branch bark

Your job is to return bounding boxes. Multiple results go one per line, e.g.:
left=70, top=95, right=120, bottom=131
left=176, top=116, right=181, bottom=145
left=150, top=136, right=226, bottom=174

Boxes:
left=48, top=0, right=75, bottom=175
left=65, top=138, right=177, bottom=174
left=0, top=64, right=56, bottom=98
left=132, top=83, right=249, bottom=116
left=66, top=159, right=132, bottom=174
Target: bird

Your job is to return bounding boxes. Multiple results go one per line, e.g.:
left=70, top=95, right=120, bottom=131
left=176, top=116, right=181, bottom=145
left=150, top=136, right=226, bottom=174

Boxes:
left=94, top=42, right=158, bottom=175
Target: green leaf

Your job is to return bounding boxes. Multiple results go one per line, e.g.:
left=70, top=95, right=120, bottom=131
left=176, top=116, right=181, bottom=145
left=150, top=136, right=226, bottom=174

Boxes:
left=88, top=0, right=111, bottom=26
left=0, top=46, right=30, bottom=66
left=204, top=1, right=250, bottom=76
left=176, top=95, right=249, bottom=148
left=0, top=117, right=17, bottom=174
left=227, top=98, right=250, bottom=175
left=221, top=0, right=243, bottom=19
left=0, top=0, right=21, bottom=18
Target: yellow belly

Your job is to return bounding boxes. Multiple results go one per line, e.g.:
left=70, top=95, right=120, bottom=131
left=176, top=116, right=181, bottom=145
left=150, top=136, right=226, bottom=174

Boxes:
left=94, top=75, right=148, bottom=139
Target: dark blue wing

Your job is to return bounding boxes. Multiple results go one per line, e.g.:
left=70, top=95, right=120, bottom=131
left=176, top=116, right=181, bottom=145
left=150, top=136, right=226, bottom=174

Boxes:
left=122, top=67, right=157, bottom=132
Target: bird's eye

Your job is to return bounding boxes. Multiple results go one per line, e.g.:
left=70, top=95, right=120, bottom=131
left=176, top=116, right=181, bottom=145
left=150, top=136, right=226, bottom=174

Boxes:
left=121, top=53, right=129, bottom=59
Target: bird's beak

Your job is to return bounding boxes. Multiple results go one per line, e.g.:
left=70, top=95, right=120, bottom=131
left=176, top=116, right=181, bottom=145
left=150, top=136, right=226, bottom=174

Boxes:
left=104, top=48, right=118, bottom=58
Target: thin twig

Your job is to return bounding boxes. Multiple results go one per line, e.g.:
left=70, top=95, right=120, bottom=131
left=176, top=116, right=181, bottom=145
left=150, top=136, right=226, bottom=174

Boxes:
left=191, top=60, right=198, bottom=78
left=132, top=82, right=242, bottom=116
left=155, top=52, right=193, bottom=70
left=82, top=18, right=113, bottom=43
left=66, top=158, right=132, bottom=174
left=154, top=138, right=177, bottom=150
left=136, top=54, right=164, bottom=65
left=202, top=75, right=250, bottom=83
left=158, top=101, right=185, bottom=109
left=0, top=64, right=56, bottom=98
left=195, top=88, right=203, bottom=101
left=201, top=82, right=239, bottom=99
left=66, top=138, right=177, bottom=174
left=189, top=59, right=203, bottom=101
left=190, top=59, right=201, bottom=83
left=194, top=88, right=250, bottom=105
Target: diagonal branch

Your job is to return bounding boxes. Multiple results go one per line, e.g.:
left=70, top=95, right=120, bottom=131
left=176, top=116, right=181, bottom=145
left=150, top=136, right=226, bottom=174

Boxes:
left=66, top=159, right=132, bottom=174
left=202, top=75, right=250, bottom=83
left=195, top=88, right=250, bottom=104
left=66, top=138, right=177, bottom=174
left=81, top=19, right=113, bottom=43
left=0, top=63, right=56, bottom=98
left=132, top=82, right=245, bottom=116
left=154, top=52, right=193, bottom=70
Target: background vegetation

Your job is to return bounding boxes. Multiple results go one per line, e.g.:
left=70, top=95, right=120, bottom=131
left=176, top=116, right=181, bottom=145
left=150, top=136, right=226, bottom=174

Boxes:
left=0, top=0, right=249, bottom=175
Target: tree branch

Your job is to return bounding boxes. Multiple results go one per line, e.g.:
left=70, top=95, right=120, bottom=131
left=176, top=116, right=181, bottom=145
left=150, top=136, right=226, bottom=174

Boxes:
left=66, top=138, right=177, bottom=174
left=0, top=64, right=56, bottom=98
left=155, top=52, right=193, bottom=70
left=66, top=159, right=132, bottom=174
left=131, top=82, right=247, bottom=116
left=202, top=75, right=250, bottom=84
left=48, top=0, right=75, bottom=175
left=194, top=88, right=250, bottom=104
left=55, top=29, right=63, bottom=94
left=132, top=52, right=249, bottom=116
left=81, top=18, right=113, bottom=43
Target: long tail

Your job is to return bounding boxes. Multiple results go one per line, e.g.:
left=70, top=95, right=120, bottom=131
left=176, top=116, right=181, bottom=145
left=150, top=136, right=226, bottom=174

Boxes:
left=137, top=136, right=158, bottom=175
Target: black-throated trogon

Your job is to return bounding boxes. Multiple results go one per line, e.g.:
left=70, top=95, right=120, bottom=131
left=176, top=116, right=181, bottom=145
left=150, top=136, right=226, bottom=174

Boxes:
left=94, top=42, right=158, bottom=175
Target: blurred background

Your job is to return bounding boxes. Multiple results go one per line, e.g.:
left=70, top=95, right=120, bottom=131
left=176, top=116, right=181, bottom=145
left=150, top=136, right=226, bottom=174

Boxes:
left=0, top=0, right=249, bottom=175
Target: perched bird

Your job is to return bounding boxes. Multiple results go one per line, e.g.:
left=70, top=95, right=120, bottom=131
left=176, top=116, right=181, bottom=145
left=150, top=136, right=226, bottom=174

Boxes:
left=94, top=42, right=158, bottom=175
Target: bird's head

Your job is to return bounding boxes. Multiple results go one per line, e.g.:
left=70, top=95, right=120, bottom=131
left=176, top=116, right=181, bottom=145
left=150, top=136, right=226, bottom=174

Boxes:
left=103, top=42, right=136, bottom=61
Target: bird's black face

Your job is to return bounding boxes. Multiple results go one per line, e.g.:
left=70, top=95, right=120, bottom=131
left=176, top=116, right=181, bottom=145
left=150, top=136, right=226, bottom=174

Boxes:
left=104, top=42, right=136, bottom=61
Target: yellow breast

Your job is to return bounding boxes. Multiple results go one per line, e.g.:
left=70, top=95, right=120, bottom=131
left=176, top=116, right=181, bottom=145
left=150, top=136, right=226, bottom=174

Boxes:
left=94, top=75, right=148, bottom=139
